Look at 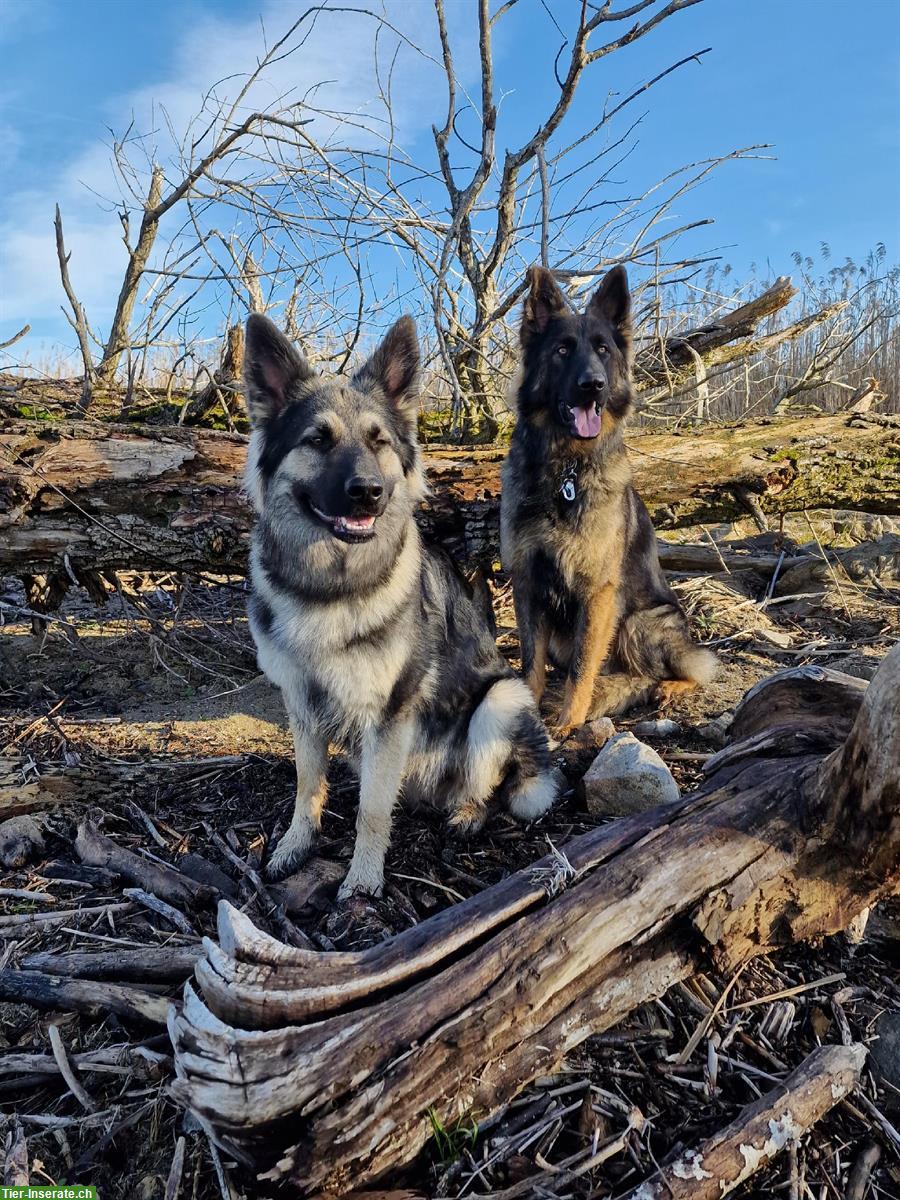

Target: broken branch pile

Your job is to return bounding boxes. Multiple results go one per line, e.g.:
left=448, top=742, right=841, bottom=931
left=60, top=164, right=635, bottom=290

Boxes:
left=169, top=645, right=900, bottom=1195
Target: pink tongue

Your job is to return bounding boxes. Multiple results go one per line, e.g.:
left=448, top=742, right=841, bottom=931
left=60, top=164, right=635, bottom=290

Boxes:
left=574, top=406, right=601, bottom=437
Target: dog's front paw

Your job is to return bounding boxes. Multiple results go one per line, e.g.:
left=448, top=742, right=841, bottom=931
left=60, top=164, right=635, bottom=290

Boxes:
left=337, top=864, right=384, bottom=901
left=550, top=722, right=575, bottom=742
left=446, top=798, right=487, bottom=838
left=266, top=822, right=317, bottom=880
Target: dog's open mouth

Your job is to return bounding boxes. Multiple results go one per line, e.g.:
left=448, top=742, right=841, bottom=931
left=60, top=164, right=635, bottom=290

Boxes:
left=566, top=402, right=602, bottom=439
left=307, top=501, right=378, bottom=543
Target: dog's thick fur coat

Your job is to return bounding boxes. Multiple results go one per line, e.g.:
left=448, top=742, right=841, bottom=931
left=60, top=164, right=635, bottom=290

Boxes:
left=244, top=314, right=556, bottom=897
left=501, top=266, right=718, bottom=732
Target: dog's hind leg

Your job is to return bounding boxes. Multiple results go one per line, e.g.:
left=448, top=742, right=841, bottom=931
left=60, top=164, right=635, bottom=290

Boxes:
left=267, top=713, right=328, bottom=879
left=589, top=673, right=657, bottom=718
left=617, top=606, right=718, bottom=712
left=453, top=677, right=556, bottom=834
left=339, top=717, right=415, bottom=899
left=513, top=587, right=550, bottom=704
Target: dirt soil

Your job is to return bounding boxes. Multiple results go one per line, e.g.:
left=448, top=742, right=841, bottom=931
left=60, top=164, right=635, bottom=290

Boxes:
left=1, top=532, right=898, bottom=1199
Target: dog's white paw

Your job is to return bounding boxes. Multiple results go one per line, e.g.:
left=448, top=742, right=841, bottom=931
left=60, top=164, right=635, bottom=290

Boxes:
left=337, top=863, right=384, bottom=901
left=266, top=822, right=317, bottom=880
left=508, top=770, right=558, bottom=822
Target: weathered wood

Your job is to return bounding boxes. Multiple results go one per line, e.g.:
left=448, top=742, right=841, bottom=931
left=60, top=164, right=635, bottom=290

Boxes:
left=620, top=1043, right=866, bottom=1199
left=76, top=819, right=214, bottom=912
left=1, top=413, right=897, bottom=576
left=0, top=969, right=170, bottom=1026
left=20, top=945, right=202, bottom=982
left=169, top=645, right=900, bottom=1195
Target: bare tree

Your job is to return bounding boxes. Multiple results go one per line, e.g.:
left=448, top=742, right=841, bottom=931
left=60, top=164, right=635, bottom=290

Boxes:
left=53, top=205, right=95, bottom=408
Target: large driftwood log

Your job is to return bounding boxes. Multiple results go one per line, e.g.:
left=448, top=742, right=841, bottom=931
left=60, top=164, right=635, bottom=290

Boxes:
left=169, top=648, right=900, bottom=1195
left=1, top=413, right=897, bottom=576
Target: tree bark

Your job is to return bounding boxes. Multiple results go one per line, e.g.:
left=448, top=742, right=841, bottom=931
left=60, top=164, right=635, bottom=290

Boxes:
left=2, top=413, right=897, bottom=577
left=168, top=646, right=900, bottom=1195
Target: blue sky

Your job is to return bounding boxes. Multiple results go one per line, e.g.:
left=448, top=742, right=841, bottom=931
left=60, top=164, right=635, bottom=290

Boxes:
left=1, top=0, right=898, bottom=368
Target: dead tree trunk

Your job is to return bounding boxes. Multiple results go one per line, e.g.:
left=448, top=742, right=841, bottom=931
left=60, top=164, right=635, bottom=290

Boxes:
left=95, top=167, right=164, bottom=388
left=169, top=647, right=900, bottom=1195
left=2, top=413, right=897, bottom=578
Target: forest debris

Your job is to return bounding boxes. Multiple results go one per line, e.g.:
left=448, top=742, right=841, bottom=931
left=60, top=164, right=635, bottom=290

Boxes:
left=123, top=886, right=197, bottom=935
left=21, top=944, right=202, bottom=982
left=272, top=859, right=346, bottom=914
left=775, top=532, right=900, bottom=594
left=1, top=1118, right=29, bottom=1186
left=164, top=1135, right=187, bottom=1200
left=846, top=1140, right=882, bottom=1200
left=620, top=1043, right=866, bottom=1199
left=76, top=818, right=214, bottom=911
left=47, top=1023, right=97, bottom=1113
left=0, top=814, right=45, bottom=868
left=869, top=1010, right=900, bottom=1102
left=177, top=852, right=240, bottom=900
left=581, top=733, right=680, bottom=816
left=0, top=968, right=170, bottom=1025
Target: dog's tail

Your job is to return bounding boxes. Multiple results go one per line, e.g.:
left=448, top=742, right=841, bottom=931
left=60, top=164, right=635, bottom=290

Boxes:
left=618, top=604, right=719, bottom=686
left=463, top=677, right=556, bottom=822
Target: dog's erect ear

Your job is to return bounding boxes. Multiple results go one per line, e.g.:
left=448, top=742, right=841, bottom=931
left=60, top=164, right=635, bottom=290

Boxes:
left=243, top=314, right=313, bottom=425
left=522, top=266, right=566, bottom=340
left=353, top=315, right=420, bottom=418
left=588, top=265, right=632, bottom=342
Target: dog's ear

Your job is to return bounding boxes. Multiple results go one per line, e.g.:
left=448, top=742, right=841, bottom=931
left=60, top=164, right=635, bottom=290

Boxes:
left=522, top=266, right=566, bottom=341
left=244, top=314, right=313, bottom=425
left=588, top=265, right=632, bottom=344
left=353, top=315, right=420, bottom=420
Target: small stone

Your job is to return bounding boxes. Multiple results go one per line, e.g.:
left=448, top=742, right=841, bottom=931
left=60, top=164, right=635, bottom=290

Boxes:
left=632, top=718, right=682, bottom=739
left=570, top=717, right=616, bottom=752
left=697, top=711, right=734, bottom=746
left=0, top=815, right=45, bottom=869
left=582, top=732, right=680, bottom=816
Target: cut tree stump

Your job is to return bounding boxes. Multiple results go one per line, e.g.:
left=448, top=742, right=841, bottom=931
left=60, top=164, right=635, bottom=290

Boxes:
left=1, top=412, right=897, bottom=576
left=169, top=645, right=900, bottom=1196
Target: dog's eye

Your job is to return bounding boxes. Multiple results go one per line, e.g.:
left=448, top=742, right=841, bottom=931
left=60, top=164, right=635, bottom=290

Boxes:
left=595, top=343, right=609, bottom=356
left=302, top=432, right=329, bottom=449
left=556, top=344, right=570, bottom=357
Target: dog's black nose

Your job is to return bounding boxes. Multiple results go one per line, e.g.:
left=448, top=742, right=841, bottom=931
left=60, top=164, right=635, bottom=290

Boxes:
left=578, top=373, right=605, bottom=394
left=346, top=476, right=384, bottom=505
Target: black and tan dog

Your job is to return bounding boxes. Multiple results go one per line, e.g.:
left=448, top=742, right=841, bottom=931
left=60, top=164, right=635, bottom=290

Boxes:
left=243, top=313, right=556, bottom=897
left=501, top=265, right=718, bottom=735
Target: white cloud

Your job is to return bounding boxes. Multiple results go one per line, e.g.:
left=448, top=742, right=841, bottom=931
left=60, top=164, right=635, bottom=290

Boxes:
left=1, top=0, right=457, bottom=371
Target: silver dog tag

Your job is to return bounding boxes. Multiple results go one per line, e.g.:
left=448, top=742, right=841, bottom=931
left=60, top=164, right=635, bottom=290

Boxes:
left=561, top=477, right=576, bottom=503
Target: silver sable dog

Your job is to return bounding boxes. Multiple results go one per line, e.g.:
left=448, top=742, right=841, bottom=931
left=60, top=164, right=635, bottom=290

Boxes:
left=243, top=313, right=557, bottom=898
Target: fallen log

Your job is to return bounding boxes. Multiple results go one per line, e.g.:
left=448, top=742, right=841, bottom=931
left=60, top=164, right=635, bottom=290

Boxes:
left=20, top=945, right=202, bottom=982
left=75, top=819, right=215, bottom=912
left=169, top=645, right=900, bottom=1195
left=619, top=1043, right=866, bottom=1199
left=1, top=413, right=897, bottom=576
left=0, top=969, right=170, bottom=1026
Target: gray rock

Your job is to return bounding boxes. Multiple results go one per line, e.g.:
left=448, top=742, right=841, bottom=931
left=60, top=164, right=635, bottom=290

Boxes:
left=582, top=732, right=680, bottom=817
left=632, top=718, right=682, bottom=739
